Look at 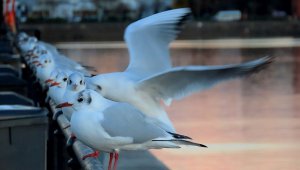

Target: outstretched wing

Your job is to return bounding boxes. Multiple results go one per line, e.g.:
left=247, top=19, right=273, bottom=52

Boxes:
left=124, top=8, right=191, bottom=76
left=136, top=56, right=273, bottom=103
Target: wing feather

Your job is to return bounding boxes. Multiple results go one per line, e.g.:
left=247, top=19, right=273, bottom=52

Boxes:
left=101, top=103, right=167, bottom=143
left=124, top=8, right=191, bottom=75
left=136, top=56, right=273, bottom=102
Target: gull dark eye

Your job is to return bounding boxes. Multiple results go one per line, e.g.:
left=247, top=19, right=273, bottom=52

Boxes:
left=44, top=60, right=48, bottom=63
left=63, top=78, right=67, bottom=81
left=77, top=97, right=83, bottom=102
left=80, top=80, right=83, bottom=84
left=97, top=85, right=102, bottom=91
left=69, top=79, right=72, bottom=84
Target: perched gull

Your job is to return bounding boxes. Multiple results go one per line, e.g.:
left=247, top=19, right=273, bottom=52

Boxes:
left=48, top=71, right=68, bottom=104
left=44, top=69, right=60, bottom=87
left=28, top=43, right=91, bottom=76
left=34, top=52, right=56, bottom=85
left=37, top=42, right=92, bottom=75
left=18, top=36, right=37, bottom=53
left=57, top=89, right=206, bottom=170
left=62, top=72, right=87, bottom=120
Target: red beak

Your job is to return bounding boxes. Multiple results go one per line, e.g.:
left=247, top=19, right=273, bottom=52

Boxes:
left=36, top=63, right=43, bottom=67
left=50, top=82, right=60, bottom=87
left=73, top=84, right=78, bottom=90
left=56, top=102, right=73, bottom=108
left=45, top=79, right=53, bottom=83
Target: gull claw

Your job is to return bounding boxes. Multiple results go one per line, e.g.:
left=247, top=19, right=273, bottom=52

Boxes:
left=82, top=150, right=100, bottom=160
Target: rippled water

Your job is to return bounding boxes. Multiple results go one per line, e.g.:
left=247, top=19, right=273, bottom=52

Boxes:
left=60, top=44, right=300, bottom=170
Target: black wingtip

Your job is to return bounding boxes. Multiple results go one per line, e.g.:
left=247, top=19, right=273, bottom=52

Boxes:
left=167, top=131, right=192, bottom=140
left=259, top=55, right=274, bottom=63
left=84, top=74, right=96, bottom=78
left=238, top=55, right=275, bottom=76
left=252, top=55, right=275, bottom=73
left=82, top=65, right=97, bottom=72
left=152, top=139, right=207, bottom=148
left=198, top=143, right=208, bottom=148
left=265, top=55, right=275, bottom=64
left=177, top=139, right=208, bottom=148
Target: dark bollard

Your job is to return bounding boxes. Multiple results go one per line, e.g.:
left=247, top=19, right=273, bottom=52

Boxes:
left=0, top=107, right=48, bottom=170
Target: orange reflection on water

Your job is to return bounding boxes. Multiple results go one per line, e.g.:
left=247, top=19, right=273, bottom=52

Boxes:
left=61, top=46, right=300, bottom=170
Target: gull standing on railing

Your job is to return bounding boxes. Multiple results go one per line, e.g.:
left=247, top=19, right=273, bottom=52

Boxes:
left=57, top=89, right=207, bottom=170
left=48, top=71, right=69, bottom=105
left=61, top=72, right=87, bottom=120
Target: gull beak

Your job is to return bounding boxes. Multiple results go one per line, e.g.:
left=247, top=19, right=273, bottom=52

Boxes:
left=45, top=79, right=53, bottom=83
left=31, top=60, right=39, bottom=65
left=56, top=102, right=73, bottom=108
left=36, top=63, right=43, bottom=67
left=50, top=82, right=60, bottom=87
left=73, top=84, right=78, bottom=90
left=32, top=55, right=39, bottom=59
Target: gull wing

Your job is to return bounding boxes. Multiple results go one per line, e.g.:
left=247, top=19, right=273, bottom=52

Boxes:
left=101, top=103, right=168, bottom=143
left=136, top=56, right=273, bottom=103
left=124, top=8, right=191, bottom=76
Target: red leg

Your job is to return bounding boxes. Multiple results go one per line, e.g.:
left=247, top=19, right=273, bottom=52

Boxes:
left=113, top=152, right=119, bottom=170
left=108, top=153, right=114, bottom=170
left=82, top=150, right=100, bottom=160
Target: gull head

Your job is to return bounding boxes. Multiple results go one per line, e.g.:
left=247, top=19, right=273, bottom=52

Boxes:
left=57, top=89, right=106, bottom=111
left=45, top=70, right=60, bottom=85
left=89, top=75, right=108, bottom=98
left=17, top=32, right=28, bottom=42
left=67, top=72, right=86, bottom=92
left=31, top=44, right=47, bottom=58
left=38, top=52, right=55, bottom=69
left=19, top=36, right=37, bottom=52
left=51, top=71, right=68, bottom=88
left=89, top=73, right=128, bottom=102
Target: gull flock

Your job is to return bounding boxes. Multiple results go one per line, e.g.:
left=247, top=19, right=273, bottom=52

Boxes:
left=17, top=8, right=273, bottom=170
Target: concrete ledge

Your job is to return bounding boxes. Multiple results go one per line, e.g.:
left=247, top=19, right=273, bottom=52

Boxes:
left=55, top=37, right=300, bottom=50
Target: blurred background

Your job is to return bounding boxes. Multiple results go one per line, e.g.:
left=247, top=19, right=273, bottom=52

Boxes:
left=9, top=0, right=299, bottom=22
left=2, top=0, right=300, bottom=170
left=2, top=0, right=300, bottom=41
